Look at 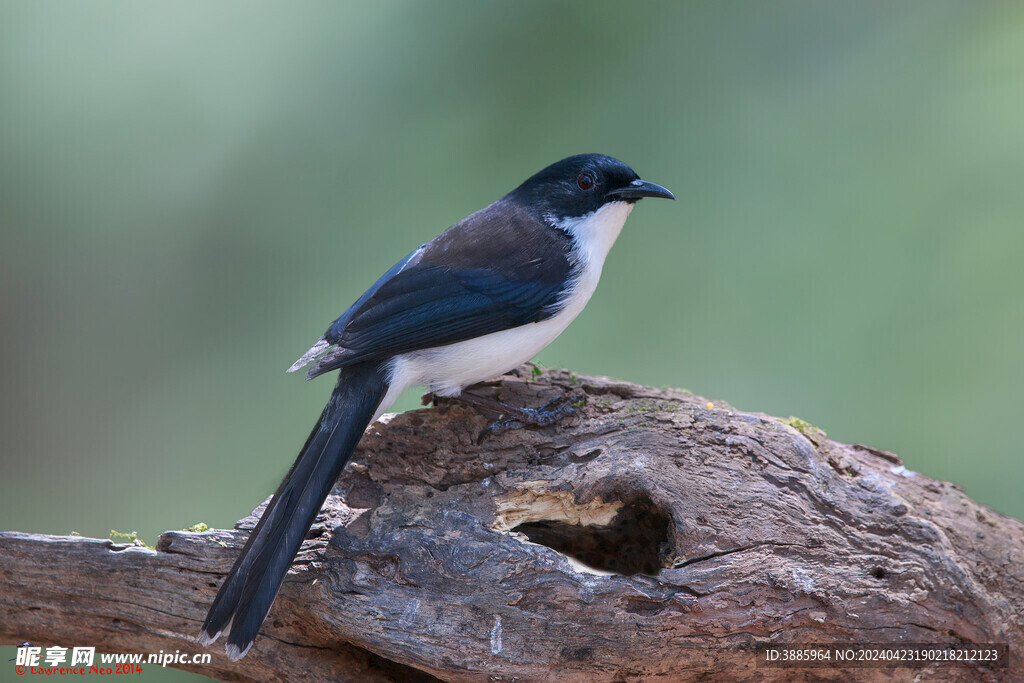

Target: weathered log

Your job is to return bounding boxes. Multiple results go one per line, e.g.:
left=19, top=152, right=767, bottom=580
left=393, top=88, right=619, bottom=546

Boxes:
left=2, top=367, right=1020, bottom=681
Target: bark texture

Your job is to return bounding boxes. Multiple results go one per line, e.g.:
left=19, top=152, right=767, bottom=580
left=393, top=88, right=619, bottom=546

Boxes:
left=2, top=367, right=1021, bottom=682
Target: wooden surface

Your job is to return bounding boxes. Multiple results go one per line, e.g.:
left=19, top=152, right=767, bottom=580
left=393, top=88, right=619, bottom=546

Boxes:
left=2, top=368, right=1020, bottom=681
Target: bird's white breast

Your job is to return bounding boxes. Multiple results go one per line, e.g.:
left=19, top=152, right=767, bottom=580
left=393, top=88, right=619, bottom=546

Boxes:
left=375, top=201, right=633, bottom=418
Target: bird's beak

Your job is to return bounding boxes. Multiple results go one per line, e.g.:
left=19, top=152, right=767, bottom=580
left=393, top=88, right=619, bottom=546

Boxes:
left=608, top=179, right=675, bottom=201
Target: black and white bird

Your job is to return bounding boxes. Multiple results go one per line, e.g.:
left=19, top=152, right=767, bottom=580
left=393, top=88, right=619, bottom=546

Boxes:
left=198, top=153, right=674, bottom=659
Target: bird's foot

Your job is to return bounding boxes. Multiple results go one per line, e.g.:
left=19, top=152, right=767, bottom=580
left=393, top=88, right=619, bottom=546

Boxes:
left=425, top=390, right=585, bottom=442
left=464, top=392, right=586, bottom=443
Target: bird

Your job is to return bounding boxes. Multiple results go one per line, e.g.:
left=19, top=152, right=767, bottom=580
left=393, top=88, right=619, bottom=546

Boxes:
left=198, top=153, right=674, bottom=660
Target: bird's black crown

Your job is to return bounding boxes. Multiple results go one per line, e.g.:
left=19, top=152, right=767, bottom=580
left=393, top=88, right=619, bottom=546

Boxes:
left=508, top=153, right=647, bottom=221
left=508, top=153, right=673, bottom=220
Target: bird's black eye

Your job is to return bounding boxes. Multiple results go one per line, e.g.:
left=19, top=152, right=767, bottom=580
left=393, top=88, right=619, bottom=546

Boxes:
left=577, top=171, right=596, bottom=190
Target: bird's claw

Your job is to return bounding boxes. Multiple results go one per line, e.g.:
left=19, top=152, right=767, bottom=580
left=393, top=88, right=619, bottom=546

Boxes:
left=477, top=393, right=585, bottom=443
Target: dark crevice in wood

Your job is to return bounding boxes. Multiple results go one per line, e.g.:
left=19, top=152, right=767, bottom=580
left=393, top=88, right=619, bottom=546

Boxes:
left=512, top=494, right=672, bottom=576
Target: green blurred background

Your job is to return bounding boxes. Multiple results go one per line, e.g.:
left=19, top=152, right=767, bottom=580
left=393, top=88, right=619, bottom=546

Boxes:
left=2, top=1, right=1023, bottom=679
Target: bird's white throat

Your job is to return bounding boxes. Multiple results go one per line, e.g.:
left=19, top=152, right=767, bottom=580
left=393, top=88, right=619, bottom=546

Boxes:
left=552, top=200, right=634, bottom=272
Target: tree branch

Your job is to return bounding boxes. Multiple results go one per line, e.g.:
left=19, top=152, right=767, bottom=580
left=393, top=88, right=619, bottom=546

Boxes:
left=2, top=368, right=1020, bottom=681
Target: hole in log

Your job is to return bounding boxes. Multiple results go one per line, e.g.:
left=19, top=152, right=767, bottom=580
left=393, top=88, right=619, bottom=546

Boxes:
left=494, top=486, right=672, bottom=576
left=363, top=647, right=444, bottom=682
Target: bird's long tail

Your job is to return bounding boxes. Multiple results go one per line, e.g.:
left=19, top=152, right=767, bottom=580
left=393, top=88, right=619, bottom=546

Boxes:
left=199, top=361, right=388, bottom=660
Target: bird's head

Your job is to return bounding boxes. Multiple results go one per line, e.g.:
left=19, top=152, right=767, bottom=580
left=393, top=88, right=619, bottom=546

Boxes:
left=509, top=153, right=674, bottom=224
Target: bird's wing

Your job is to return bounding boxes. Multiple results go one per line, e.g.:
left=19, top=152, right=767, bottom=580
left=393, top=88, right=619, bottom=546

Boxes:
left=290, top=201, right=574, bottom=379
